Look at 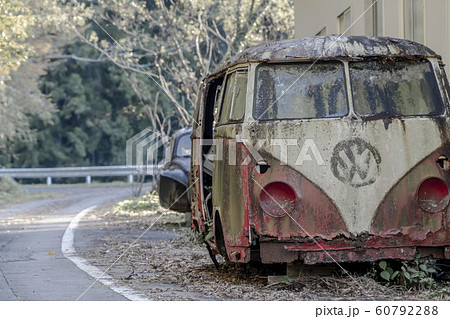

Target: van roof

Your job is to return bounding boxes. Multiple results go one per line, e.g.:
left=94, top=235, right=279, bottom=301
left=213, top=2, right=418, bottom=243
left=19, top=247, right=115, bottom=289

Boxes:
left=224, top=36, right=439, bottom=68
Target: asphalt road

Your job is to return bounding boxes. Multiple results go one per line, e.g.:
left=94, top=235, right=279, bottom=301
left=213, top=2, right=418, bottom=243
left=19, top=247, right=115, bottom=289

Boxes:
left=0, top=185, right=136, bottom=301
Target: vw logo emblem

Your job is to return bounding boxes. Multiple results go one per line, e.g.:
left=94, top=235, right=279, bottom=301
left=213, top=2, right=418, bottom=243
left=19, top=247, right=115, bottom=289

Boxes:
left=331, top=138, right=381, bottom=187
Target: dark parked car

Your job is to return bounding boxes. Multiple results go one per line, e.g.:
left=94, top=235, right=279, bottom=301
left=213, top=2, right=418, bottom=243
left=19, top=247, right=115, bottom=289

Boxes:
left=157, top=126, right=192, bottom=212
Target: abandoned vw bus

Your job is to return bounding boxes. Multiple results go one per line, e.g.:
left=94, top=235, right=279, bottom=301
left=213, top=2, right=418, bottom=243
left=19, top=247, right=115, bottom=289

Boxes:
left=189, top=36, right=450, bottom=265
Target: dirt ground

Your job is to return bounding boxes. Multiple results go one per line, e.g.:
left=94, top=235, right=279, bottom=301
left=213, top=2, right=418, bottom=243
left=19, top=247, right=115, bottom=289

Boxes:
left=78, top=193, right=450, bottom=301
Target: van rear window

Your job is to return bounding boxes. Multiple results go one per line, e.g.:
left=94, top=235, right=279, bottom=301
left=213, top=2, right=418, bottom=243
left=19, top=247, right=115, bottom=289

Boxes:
left=175, top=134, right=191, bottom=156
left=254, top=62, right=348, bottom=120
left=349, top=59, right=445, bottom=117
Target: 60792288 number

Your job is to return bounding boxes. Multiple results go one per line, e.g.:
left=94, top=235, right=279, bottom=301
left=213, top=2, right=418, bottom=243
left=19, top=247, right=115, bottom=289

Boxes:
left=375, top=306, right=438, bottom=316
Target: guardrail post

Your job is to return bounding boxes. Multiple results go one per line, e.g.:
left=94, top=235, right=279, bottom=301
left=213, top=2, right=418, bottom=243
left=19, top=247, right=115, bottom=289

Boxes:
left=46, top=176, right=52, bottom=186
left=86, top=176, right=92, bottom=184
left=128, top=175, right=133, bottom=184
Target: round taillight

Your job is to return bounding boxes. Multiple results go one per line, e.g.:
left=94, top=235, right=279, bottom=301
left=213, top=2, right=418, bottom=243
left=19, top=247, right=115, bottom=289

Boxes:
left=259, top=182, right=296, bottom=217
left=417, top=178, right=450, bottom=213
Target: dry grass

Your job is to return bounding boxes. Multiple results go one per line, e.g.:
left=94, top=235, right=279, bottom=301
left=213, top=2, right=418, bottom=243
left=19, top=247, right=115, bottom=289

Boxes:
left=79, top=193, right=450, bottom=301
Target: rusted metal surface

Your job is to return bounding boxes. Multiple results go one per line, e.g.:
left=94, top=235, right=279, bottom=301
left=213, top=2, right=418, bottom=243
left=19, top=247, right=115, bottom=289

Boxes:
left=249, top=151, right=348, bottom=241
left=371, top=145, right=450, bottom=242
left=260, top=242, right=298, bottom=264
left=224, top=36, right=439, bottom=71
left=190, top=36, right=450, bottom=265
left=445, top=247, right=450, bottom=259
left=301, top=247, right=417, bottom=265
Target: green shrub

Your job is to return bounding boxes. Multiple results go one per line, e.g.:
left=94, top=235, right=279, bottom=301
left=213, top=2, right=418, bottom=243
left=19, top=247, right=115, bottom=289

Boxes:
left=372, top=255, right=437, bottom=290
left=0, top=176, right=25, bottom=205
left=399, top=256, right=437, bottom=290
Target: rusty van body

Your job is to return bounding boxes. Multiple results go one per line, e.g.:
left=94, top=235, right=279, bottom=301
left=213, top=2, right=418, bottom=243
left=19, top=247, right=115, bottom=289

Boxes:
left=189, top=36, right=450, bottom=265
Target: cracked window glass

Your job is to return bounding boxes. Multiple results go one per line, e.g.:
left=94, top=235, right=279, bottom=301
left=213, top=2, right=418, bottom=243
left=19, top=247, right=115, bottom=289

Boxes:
left=229, top=72, right=247, bottom=121
left=217, top=72, right=236, bottom=124
left=350, top=59, right=444, bottom=117
left=254, top=62, right=348, bottom=120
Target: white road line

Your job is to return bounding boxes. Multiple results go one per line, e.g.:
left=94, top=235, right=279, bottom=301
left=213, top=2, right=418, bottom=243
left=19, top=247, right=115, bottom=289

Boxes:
left=61, top=205, right=150, bottom=301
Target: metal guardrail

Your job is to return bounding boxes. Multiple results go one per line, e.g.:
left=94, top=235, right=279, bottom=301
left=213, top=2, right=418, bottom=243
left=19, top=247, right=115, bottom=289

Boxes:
left=0, top=165, right=158, bottom=185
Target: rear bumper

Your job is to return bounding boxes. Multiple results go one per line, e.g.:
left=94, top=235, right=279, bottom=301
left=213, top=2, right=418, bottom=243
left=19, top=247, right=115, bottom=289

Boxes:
left=259, top=241, right=450, bottom=264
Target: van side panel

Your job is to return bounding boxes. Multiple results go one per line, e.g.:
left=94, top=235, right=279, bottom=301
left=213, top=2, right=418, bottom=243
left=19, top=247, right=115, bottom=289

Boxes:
left=213, top=126, right=250, bottom=261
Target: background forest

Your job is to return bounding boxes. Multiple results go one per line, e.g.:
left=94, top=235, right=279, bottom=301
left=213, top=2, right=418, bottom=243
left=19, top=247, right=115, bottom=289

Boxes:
left=0, top=0, right=294, bottom=168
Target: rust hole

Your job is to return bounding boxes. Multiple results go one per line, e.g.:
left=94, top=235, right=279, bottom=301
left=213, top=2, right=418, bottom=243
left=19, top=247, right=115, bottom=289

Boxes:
left=437, top=155, right=450, bottom=170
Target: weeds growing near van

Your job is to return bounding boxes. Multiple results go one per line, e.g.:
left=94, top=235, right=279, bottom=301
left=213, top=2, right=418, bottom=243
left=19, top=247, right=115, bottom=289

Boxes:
left=370, top=255, right=440, bottom=290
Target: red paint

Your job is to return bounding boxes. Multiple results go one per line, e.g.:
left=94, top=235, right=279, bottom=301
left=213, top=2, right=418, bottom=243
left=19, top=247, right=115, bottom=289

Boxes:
left=219, top=146, right=450, bottom=264
left=372, top=146, right=450, bottom=242
left=417, top=177, right=449, bottom=213
left=259, top=182, right=296, bottom=217
left=241, top=148, right=251, bottom=261
left=249, top=153, right=348, bottom=241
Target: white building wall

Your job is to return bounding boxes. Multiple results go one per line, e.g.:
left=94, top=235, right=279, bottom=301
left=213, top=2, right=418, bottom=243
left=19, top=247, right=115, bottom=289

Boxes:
left=382, top=0, right=402, bottom=38
left=294, top=0, right=450, bottom=74
left=294, top=0, right=365, bottom=37
left=424, top=0, right=450, bottom=70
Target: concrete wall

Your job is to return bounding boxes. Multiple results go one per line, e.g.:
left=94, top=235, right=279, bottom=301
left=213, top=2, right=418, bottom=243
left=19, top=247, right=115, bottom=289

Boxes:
left=294, top=0, right=450, bottom=74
